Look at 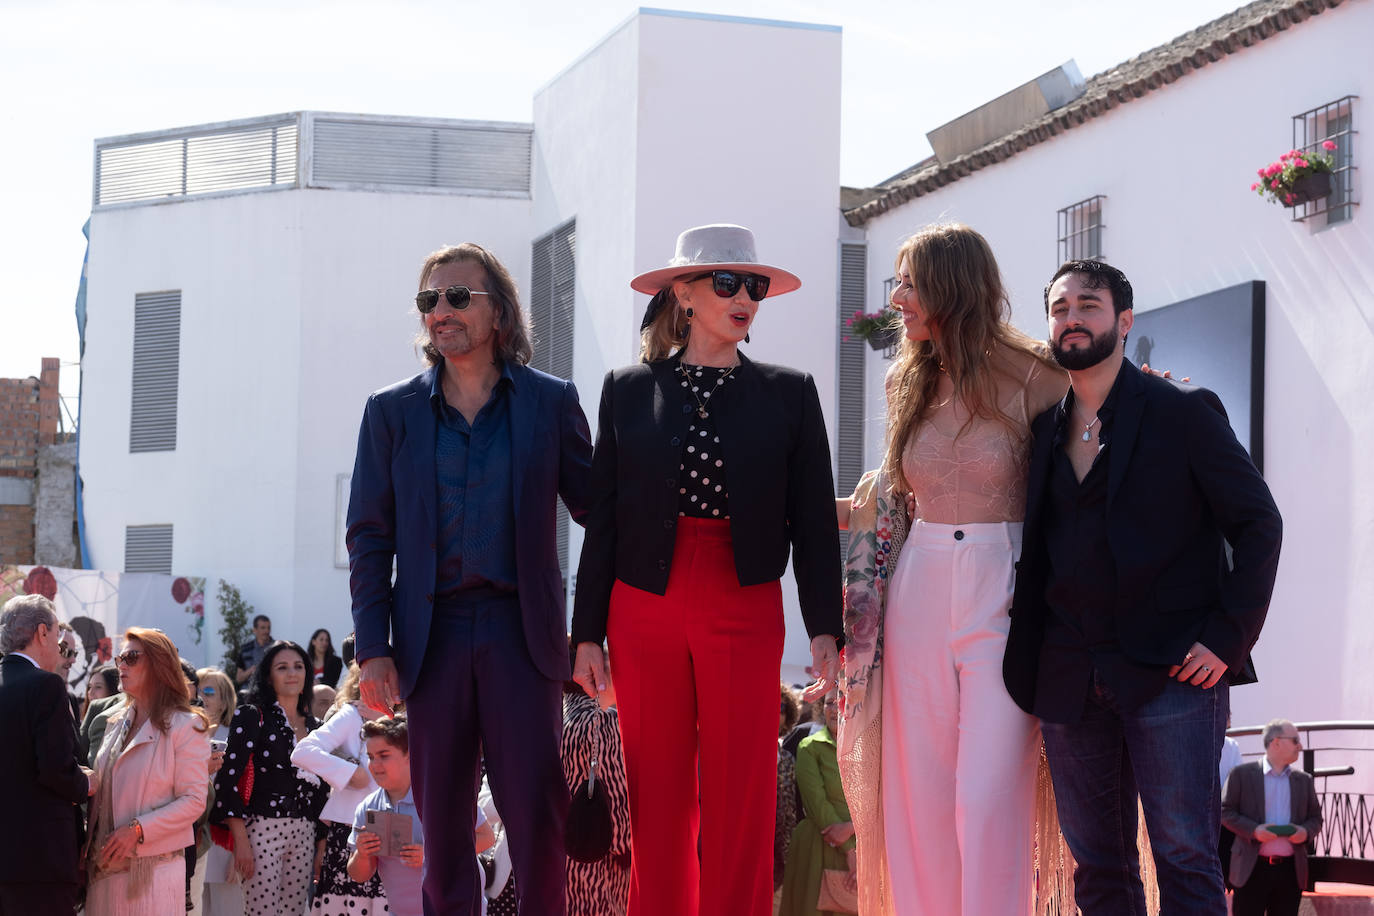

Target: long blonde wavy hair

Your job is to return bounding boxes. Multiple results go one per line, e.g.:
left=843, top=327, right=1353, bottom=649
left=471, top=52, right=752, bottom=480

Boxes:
left=882, top=224, right=1058, bottom=495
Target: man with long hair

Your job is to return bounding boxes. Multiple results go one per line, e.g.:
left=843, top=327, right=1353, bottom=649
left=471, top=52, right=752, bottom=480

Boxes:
left=347, top=243, right=592, bottom=915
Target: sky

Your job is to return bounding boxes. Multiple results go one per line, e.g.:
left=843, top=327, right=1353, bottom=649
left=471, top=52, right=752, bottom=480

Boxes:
left=1, top=0, right=1247, bottom=415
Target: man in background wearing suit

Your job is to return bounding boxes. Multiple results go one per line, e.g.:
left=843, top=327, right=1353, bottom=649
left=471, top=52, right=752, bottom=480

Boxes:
left=348, top=243, right=592, bottom=916
left=1222, top=719, right=1322, bottom=916
left=0, top=594, right=93, bottom=915
left=1004, top=259, right=1283, bottom=913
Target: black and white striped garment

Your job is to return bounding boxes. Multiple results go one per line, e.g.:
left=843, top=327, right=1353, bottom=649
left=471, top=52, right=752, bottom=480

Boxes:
left=561, top=691, right=632, bottom=916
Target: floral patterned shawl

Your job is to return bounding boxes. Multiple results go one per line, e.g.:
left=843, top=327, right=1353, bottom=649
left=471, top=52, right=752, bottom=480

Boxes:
left=836, top=469, right=905, bottom=915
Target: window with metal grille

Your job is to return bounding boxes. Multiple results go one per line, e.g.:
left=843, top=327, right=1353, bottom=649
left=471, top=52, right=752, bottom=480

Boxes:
left=836, top=243, right=868, bottom=565
left=125, top=524, right=173, bottom=574
left=1292, top=95, right=1358, bottom=225
left=1057, top=196, right=1105, bottom=264
left=129, top=292, right=181, bottom=453
left=530, top=219, right=576, bottom=586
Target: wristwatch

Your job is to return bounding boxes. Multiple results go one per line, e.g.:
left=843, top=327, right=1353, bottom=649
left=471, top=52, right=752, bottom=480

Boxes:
left=131, top=818, right=145, bottom=844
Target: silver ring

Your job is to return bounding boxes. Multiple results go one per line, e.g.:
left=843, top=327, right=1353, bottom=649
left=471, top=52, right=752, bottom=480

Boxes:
left=1202, top=665, right=1212, bottom=673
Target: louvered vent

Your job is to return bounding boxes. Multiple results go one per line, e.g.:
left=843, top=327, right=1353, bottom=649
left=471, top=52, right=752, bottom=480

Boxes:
left=96, top=120, right=297, bottom=205
left=311, top=118, right=531, bottom=195
left=129, top=292, right=181, bottom=453
left=530, top=219, right=577, bottom=582
left=837, top=243, right=868, bottom=564
left=125, top=524, right=173, bottom=574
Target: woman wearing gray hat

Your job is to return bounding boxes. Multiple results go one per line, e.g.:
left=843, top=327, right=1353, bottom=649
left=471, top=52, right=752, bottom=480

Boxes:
left=571, top=224, right=843, bottom=916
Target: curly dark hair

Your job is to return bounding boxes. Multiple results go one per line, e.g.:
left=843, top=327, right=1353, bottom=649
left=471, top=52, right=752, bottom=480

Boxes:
left=1044, top=258, right=1134, bottom=316
left=244, top=640, right=314, bottom=719
left=361, top=713, right=409, bottom=755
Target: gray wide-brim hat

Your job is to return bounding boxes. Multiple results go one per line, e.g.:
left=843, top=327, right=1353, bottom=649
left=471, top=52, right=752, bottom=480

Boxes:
left=630, top=223, right=802, bottom=297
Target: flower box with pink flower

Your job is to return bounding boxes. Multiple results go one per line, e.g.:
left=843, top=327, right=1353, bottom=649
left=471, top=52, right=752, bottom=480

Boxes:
left=1251, top=141, right=1337, bottom=208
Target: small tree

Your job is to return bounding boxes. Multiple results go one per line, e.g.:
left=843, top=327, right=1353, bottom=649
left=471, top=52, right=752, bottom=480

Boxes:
left=216, top=579, right=253, bottom=674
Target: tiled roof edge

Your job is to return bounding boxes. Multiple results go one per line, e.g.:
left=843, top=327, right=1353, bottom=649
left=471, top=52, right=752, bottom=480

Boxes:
left=842, top=0, right=1349, bottom=226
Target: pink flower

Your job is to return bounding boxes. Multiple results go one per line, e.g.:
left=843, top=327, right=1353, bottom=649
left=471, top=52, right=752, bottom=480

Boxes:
left=1284, top=193, right=1296, bottom=204
left=1250, top=182, right=1260, bottom=191
left=1322, top=140, right=1337, bottom=151
left=1271, top=179, right=1281, bottom=189
left=1295, top=159, right=1308, bottom=169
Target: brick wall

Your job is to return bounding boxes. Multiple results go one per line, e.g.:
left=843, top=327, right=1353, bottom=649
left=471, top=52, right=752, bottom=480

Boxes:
left=0, top=358, right=60, bottom=565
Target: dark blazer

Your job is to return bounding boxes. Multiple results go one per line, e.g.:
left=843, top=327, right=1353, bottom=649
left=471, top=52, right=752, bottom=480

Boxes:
left=0, top=653, right=89, bottom=886
left=571, top=352, right=842, bottom=645
left=1004, top=360, right=1282, bottom=716
left=347, top=363, right=592, bottom=695
left=1222, top=760, right=1322, bottom=889
left=80, top=691, right=126, bottom=766
left=313, top=652, right=343, bottom=689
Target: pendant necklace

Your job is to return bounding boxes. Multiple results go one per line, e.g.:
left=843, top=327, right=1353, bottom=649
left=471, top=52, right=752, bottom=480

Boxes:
left=679, top=362, right=736, bottom=419
left=1078, top=413, right=1101, bottom=442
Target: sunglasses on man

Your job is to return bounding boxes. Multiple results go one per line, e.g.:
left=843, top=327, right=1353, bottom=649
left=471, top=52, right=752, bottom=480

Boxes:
left=691, top=270, right=771, bottom=302
left=415, top=286, right=492, bottom=314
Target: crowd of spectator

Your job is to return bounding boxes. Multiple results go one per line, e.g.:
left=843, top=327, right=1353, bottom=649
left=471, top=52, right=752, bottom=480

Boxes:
left=0, top=594, right=641, bottom=916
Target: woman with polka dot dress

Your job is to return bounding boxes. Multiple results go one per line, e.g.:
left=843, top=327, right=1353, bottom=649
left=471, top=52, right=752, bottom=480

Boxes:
left=570, top=224, right=843, bottom=916
left=211, top=640, right=327, bottom=915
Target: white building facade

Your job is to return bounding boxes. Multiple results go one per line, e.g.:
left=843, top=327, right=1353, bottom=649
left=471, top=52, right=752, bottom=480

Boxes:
left=79, top=10, right=842, bottom=674
left=79, top=0, right=1372, bottom=729
left=844, top=0, right=1369, bottom=733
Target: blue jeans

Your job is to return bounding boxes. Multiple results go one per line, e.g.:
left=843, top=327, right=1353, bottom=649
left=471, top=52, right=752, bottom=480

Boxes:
left=1041, top=672, right=1228, bottom=916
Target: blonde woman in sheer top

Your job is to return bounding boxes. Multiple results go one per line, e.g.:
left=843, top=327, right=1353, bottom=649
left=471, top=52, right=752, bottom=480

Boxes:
left=839, top=224, right=1066, bottom=915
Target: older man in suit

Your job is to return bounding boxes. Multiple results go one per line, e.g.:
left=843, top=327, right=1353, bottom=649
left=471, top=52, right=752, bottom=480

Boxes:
left=1222, top=719, right=1322, bottom=916
left=348, top=242, right=592, bottom=916
left=1004, top=259, right=1283, bottom=914
left=0, top=594, right=93, bottom=915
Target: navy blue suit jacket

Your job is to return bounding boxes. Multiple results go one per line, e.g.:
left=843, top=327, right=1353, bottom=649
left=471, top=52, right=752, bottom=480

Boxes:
left=346, top=363, right=592, bottom=696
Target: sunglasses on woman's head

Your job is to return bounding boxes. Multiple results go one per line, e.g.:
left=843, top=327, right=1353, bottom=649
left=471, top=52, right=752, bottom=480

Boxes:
left=415, top=286, right=491, bottom=313
left=692, top=270, right=770, bottom=302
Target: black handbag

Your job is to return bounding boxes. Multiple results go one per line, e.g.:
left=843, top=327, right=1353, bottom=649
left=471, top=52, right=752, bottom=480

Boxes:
left=563, top=705, right=614, bottom=863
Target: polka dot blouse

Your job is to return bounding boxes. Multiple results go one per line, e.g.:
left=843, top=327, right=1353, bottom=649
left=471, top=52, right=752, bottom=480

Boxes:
left=211, top=701, right=324, bottom=821
left=677, top=363, right=733, bottom=519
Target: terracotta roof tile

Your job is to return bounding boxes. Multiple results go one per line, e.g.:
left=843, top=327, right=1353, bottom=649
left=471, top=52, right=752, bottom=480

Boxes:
left=843, top=0, right=1350, bottom=226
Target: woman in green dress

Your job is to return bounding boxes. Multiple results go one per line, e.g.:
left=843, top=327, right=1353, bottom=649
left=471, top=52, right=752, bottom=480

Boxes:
left=779, top=692, right=855, bottom=916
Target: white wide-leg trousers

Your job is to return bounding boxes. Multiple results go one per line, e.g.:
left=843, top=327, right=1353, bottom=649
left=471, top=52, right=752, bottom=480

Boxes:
left=880, top=519, right=1041, bottom=916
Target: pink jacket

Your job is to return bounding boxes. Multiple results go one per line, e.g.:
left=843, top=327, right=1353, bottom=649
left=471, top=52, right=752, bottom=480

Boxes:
left=93, top=707, right=211, bottom=858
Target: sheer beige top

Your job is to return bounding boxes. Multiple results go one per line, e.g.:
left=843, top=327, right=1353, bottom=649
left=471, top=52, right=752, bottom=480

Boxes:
left=895, top=355, right=1065, bottom=525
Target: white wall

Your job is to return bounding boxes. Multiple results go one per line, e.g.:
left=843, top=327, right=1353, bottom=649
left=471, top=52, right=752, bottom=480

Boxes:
left=857, top=2, right=1373, bottom=746
left=534, top=9, right=844, bottom=674
left=84, top=187, right=530, bottom=659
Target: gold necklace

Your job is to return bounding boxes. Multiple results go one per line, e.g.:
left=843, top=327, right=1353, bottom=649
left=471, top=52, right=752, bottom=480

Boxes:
left=679, top=362, right=736, bottom=419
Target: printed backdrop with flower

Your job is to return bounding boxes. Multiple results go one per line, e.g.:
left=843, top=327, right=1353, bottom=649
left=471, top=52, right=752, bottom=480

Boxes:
left=1, top=564, right=207, bottom=702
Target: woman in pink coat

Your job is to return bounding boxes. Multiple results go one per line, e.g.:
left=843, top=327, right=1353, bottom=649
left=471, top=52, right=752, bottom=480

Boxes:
left=85, top=626, right=211, bottom=915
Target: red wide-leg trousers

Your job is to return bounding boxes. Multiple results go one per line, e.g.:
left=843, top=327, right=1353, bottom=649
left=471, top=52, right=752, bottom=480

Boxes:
left=607, top=517, right=785, bottom=916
